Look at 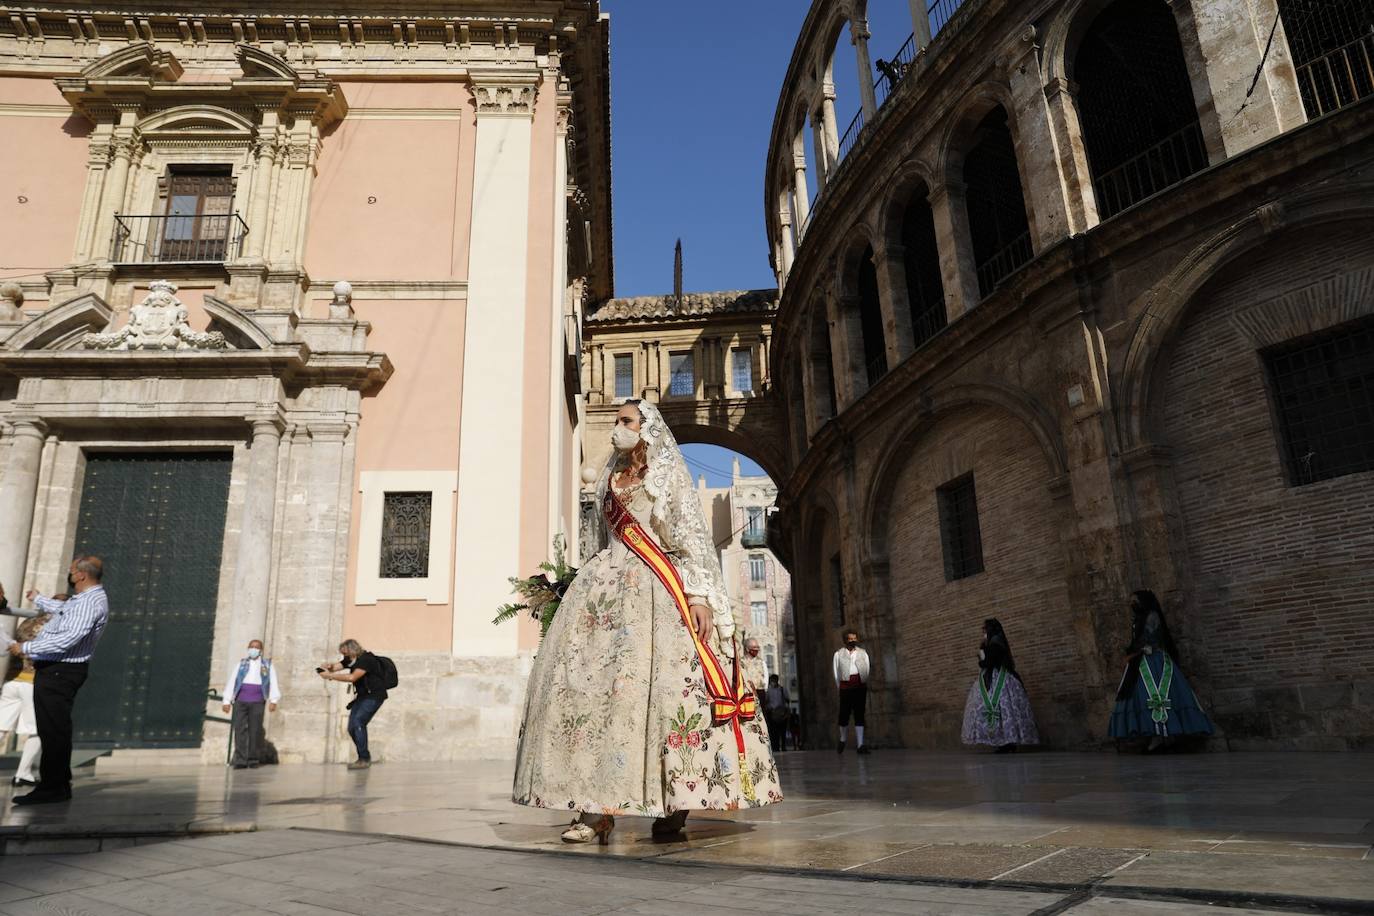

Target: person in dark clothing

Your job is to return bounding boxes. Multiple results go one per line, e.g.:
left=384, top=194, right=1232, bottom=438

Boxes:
left=319, top=638, right=387, bottom=769
left=1109, top=590, right=1213, bottom=753
left=961, top=618, right=1039, bottom=753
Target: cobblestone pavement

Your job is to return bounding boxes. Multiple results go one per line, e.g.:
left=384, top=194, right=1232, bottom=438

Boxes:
left=2, top=750, right=1371, bottom=912
left=0, top=830, right=1329, bottom=915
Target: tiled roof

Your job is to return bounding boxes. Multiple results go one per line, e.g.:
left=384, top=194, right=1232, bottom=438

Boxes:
left=587, top=288, right=778, bottom=323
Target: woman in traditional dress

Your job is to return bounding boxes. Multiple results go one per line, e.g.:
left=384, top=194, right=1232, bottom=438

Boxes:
left=513, top=400, right=781, bottom=844
left=1108, top=590, right=1213, bottom=752
left=960, top=618, right=1039, bottom=753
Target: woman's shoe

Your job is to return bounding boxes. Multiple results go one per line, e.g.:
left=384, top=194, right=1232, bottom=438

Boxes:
left=561, top=815, right=614, bottom=845
left=651, top=810, right=689, bottom=836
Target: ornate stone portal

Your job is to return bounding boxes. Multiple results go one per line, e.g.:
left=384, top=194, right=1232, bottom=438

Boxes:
left=83, top=281, right=227, bottom=351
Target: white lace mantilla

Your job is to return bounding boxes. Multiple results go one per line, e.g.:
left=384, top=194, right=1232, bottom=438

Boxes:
left=589, top=400, right=739, bottom=650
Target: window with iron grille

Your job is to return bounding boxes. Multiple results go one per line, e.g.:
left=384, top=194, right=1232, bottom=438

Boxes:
left=751, top=601, right=768, bottom=631
left=830, top=553, right=845, bottom=627
left=1277, top=0, right=1374, bottom=117
left=1264, top=315, right=1374, bottom=486
left=749, top=554, right=766, bottom=586
left=380, top=491, right=432, bottom=578
left=937, top=474, right=985, bottom=581
left=732, top=347, right=754, bottom=393
left=613, top=353, right=634, bottom=399
left=669, top=351, right=695, bottom=397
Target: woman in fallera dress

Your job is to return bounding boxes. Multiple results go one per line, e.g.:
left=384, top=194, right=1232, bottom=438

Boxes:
left=512, top=400, right=781, bottom=844
left=1109, top=589, right=1214, bottom=752
left=960, top=618, right=1039, bottom=752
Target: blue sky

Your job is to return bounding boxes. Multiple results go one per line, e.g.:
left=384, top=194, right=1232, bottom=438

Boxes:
left=601, top=1, right=920, bottom=484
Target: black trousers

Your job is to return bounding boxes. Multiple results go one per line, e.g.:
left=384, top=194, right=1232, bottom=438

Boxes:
left=838, top=685, right=867, bottom=727
left=33, top=661, right=89, bottom=791
left=765, top=712, right=787, bottom=752
left=231, top=700, right=266, bottom=766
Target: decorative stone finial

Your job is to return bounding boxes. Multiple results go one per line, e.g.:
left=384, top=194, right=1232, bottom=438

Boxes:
left=0, top=282, right=23, bottom=321
left=329, top=280, right=355, bottom=319
left=83, top=280, right=227, bottom=351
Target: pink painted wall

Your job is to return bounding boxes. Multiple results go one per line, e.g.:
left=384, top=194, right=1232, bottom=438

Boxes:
left=516, top=84, right=557, bottom=652
left=343, top=295, right=467, bottom=651
left=305, top=82, right=475, bottom=283
left=0, top=77, right=90, bottom=284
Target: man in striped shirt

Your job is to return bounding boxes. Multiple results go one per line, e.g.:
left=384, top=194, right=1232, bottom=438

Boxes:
left=6, top=555, right=109, bottom=805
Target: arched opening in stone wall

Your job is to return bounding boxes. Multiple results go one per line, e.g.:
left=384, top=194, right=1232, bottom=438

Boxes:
left=1277, top=0, right=1374, bottom=117
left=807, top=304, right=838, bottom=427
left=899, top=186, right=948, bottom=349
left=1073, top=0, right=1208, bottom=220
left=828, top=18, right=863, bottom=162
left=962, top=107, right=1033, bottom=297
left=857, top=245, right=888, bottom=385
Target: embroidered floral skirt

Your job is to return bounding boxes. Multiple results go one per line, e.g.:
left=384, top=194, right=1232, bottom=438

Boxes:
left=960, top=670, right=1040, bottom=746
left=1109, top=652, right=1214, bottom=738
left=512, top=542, right=782, bottom=817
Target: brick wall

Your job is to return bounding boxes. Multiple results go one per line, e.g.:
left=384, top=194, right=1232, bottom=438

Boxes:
left=887, top=405, right=1087, bottom=748
left=1160, top=224, right=1374, bottom=750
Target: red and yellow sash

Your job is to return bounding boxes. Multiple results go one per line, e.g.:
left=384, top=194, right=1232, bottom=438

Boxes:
left=604, top=489, right=757, bottom=801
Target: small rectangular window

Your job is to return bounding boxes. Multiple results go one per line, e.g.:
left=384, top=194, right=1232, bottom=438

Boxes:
left=751, top=601, right=768, bottom=631
left=829, top=553, right=845, bottom=627
left=380, top=491, right=432, bottom=579
left=937, top=474, right=984, bottom=581
left=732, top=347, right=754, bottom=394
left=613, top=353, right=634, bottom=399
left=669, top=351, right=695, bottom=397
left=1265, top=315, right=1374, bottom=486
left=749, top=554, right=766, bottom=586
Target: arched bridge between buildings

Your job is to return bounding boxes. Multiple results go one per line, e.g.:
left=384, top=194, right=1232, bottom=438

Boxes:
left=580, top=289, right=788, bottom=485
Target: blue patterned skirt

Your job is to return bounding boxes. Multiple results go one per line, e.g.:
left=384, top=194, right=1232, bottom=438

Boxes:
left=1109, top=652, right=1214, bottom=738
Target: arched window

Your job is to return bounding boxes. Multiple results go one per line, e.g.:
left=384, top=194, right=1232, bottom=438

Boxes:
left=809, top=309, right=838, bottom=422
left=963, top=107, right=1032, bottom=297
left=857, top=245, right=887, bottom=385
left=1075, top=0, right=1207, bottom=219
left=900, top=189, right=947, bottom=348
left=1278, top=0, right=1374, bottom=116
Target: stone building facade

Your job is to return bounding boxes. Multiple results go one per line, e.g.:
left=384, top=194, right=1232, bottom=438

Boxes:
left=0, top=1, right=611, bottom=762
left=696, top=459, right=796, bottom=698
left=767, top=0, right=1374, bottom=750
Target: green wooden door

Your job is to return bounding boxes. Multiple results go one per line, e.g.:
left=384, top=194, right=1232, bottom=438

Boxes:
left=71, top=453, right=233, bottom=748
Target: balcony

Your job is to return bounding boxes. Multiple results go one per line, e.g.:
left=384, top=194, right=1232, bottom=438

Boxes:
left=112, top=213, right=249, bottom=264
left=741, top=530, right=768, bottom=549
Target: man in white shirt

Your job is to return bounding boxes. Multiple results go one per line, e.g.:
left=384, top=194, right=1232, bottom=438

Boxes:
left=221, top=639, right=280, bottom=769
left=832, top=629, right=871, bottom=755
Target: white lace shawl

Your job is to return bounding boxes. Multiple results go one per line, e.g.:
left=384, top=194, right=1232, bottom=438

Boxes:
left=589, top=401, right=739, bottom=653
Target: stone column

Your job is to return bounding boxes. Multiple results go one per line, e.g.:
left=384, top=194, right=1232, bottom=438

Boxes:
left=909, top=0, right=933, bottom=48
left=928, top=181, right=981, bottom=320
left=824, top=290, right=867, bottom=408
left=73, top=130, right=113, bottom=263
left=1167, top=0, right=1304, bottom=158
left=1004, top=28, right=1079, bottom=244
left=92, top=114, right=139, bottom=262
left=792, top=151, right=811, bottom=230
left=872, top=240, right=915, bottom=367
left=243, top=113, right=280, bottom=261
left=820, top=85, right=841, bottom=169
left=588, top=343, right=605, bottom=405
left=759, top=331, right=771, bottom=388
left=0, top=419, right=47, bottom=639
left=1043, top=78, right=1099, bottom=230
left=850, top=19, right=878, bottom=120
left=810, top=108, right=831, bottom=188
left=779, top=210, right=796, bottom=278
left=226, top=417, right=283, bottom=655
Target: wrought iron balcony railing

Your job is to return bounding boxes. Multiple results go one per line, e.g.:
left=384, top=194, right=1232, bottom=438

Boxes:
left=112, top=212, right=249, bottom=264
left=975, top=230, right=1034, bottom=298
left=740, top=531, right=768, bottom=548
left=1091, top=121, right=1208, bottom=221
left=876, top=33, right=919, bottom=108
left=1295, top=32, right=1374, bottom=118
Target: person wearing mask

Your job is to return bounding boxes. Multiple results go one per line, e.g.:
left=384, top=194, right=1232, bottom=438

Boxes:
left=6, top=556, right=110, bottom=805
left=762, top=674, right=790, bottom=753
left=832, top=629, right=870, bottom=754
left=741, top=638, right=768, bottom=705
left=221, top=639, right=280, bottom=769
left=319, top=638, right=387, bottom=769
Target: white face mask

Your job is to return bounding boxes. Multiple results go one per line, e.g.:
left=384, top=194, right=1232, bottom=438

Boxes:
left=247, top=647, right=261, bottom=659
left=611, top=425, right=641, bottom=452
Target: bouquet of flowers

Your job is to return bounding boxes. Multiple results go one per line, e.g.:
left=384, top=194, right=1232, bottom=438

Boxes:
left=492, top=534, right=578, bottom=638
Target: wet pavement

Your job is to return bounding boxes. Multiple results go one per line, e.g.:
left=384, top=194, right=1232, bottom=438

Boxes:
left=1, top=749, right=1371, bottom=912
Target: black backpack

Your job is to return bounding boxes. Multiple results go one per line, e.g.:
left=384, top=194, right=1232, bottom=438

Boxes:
left=373, top=654, right=399, bottom=690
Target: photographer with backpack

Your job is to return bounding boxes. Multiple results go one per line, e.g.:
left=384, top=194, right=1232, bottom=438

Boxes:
left=318, top=639, right=397, bottom=770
